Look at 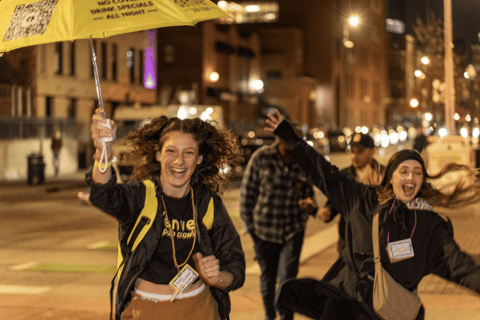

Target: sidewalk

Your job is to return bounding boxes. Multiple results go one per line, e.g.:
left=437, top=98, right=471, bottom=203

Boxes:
left=0, top=170, right=89, bottom=202
left=1, top=174, right=480, bottom=319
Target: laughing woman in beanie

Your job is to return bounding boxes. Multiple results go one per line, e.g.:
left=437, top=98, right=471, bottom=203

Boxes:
left=266, top=109, right=480, bottom=320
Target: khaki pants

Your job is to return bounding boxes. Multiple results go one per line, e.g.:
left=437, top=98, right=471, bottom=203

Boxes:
left=121, top=285, right=220, bottom=320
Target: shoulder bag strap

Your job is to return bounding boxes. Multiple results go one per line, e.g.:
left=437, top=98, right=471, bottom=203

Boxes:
left=372, top=213, right=381, bottom=265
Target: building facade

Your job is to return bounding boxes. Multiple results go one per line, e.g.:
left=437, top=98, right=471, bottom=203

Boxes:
left=156, top=21, right=262, bottom=131
left=0, top=31, right=157, bottom=172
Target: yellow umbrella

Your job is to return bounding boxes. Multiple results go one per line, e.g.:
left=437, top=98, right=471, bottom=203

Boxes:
left=0, top=0, right=230, bottom=169
left=0, top=0, right=229, bottom=54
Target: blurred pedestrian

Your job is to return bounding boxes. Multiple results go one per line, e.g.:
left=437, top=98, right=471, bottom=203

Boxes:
left=266, top=109, right=480, bottom=320
left=86, top=108, right=245, bottom=320
left=413, top=126, right=429, bottom=154
left=317, top=132, right=385, bottom=255
left=240, top=121, right=318, bottom=320
left=51, top=129, right=62, bottom=177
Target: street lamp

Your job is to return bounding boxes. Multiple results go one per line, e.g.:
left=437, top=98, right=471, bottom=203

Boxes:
left=410, top=98, right=419, bottom=108
left=343, top=15, right=359, bottom=48
left=340, top=15, right=360, bottom=128
left=414, top=70, right=423, bottom=78
left=349, top=16, right=360, bottom=27
left=421, top=56, right=430, bottom=65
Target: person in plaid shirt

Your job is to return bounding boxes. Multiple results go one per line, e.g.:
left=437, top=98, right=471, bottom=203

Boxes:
left=240, top=123, right=318, bottom=320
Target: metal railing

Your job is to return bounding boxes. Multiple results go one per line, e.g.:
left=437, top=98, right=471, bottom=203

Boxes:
left=0, top=117, right=86, bottom=140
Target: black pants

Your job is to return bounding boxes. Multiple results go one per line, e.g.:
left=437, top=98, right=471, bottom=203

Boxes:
left=276, top=278, right=426, bottom=320
left=275, top=278, right=373, bottom=320
left=251, top=231, right=304, bottom=320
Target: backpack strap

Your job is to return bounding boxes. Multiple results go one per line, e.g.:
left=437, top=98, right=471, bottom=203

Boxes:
left=202, top=197, right=215, bottom=230
left=117, top=179, right=158, bottom=268
left=111, top=180, right=158, bottom=320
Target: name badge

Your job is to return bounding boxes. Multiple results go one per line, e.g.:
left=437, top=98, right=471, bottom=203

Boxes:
left=386, top=239, right=414, bottom=263
left=169, top=264, right=199, bottom=302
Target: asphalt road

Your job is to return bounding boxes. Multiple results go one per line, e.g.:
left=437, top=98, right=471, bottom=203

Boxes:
left=0, top=143, right=408, bottom=319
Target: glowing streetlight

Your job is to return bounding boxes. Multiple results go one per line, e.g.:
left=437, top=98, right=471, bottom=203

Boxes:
left=473, top=128, right=480, bottom=138
left=410, top=98, right=419, bottom=108
left=421, top=56, right=430, bottom=65
left=424, top=113, right=433, bottom=121
left=414, top=70, right=423, bottom=78
left=250, top=79, right=264, bottom=92
left=349, top=16, right=360, bottom=26
left=438, top=127, right=448, bottom=138
left=209, top=72, right=219, bottom=83
left=343, top=15, right=360, bottom=48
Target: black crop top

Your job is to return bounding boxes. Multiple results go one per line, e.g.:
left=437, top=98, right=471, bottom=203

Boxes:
left=139, top=191, right=200, bottom=284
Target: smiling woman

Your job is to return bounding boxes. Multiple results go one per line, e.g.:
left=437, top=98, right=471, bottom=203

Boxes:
left=86, top=108, right=245, bottom=320
left=264, top=109, right=480, bottom=320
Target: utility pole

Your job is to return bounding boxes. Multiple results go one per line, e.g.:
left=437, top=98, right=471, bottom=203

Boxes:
left=444, top=0, right=455, bottom=135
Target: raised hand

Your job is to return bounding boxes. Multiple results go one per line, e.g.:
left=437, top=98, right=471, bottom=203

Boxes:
left=91, top=108, right=116, bottom=159
left=265, top=108, right=284, bottom=132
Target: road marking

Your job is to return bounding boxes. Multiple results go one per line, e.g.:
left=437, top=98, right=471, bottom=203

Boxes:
left=27, top=263, right=117, bottom=274
left=10, top=261, right=39, bottom=271
left=0, top=285, right=50, bottom=295
left=11, top=261, right=116, bottom=274
left=87, top=240, right=117, bottom=250
left=245, top=225, right=339, bottom=275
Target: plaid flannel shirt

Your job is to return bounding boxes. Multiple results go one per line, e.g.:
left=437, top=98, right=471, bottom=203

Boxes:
left=240, top=142, right=314, bottom=244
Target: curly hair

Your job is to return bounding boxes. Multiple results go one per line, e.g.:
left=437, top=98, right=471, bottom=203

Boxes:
left=375, top=149, right=480, bottom=208
left=124, top=116, right=243, bottom=194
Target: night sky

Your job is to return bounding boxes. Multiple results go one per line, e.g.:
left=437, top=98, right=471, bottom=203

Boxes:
left=388, top=0, right=480, bottom=53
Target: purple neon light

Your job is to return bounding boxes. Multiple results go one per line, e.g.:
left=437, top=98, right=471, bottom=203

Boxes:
left=144, top=30, right=156, bottom=89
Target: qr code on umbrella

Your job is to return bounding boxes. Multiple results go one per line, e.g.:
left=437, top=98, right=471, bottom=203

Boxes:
left=3, top=0, right=58, bottom=42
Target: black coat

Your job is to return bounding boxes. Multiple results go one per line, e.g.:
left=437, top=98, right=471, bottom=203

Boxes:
left=274, top=121, right=480, bottom=319
left=86, top=169, right=245, bottom=320
left=323, top=161, right=385, bottom=253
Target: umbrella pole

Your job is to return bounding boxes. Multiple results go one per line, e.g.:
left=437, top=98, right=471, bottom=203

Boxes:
left=89, top=36, right=115, bottom=173
left=89, top=37, right=106, bottom=118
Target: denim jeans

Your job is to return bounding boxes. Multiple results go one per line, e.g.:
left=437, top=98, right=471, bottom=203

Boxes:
left=251, top=230, right=305, bottom=320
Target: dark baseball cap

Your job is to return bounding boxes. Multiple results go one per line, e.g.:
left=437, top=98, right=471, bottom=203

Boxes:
left=350, top=132, right=374, bottom=149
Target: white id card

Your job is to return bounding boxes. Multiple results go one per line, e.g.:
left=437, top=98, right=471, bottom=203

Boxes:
left=386, top=238, right=414, bottom=263
left=169, top=264, right=199, bottom=302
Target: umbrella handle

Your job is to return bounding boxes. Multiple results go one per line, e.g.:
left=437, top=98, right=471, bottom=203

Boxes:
left=89, top=37, right=106, bottom=119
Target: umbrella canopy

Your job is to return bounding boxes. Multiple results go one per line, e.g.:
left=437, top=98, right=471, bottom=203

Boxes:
left=0, top=0, right=229, bottom=54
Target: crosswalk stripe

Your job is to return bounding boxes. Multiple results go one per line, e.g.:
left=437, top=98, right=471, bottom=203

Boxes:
left=0, top=285, right=50, bottom=295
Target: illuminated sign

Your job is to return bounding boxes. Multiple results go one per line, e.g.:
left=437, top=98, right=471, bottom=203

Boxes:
left=217, top=1, right=278, bottom=24
left=386, top=18, right=405, bottom=34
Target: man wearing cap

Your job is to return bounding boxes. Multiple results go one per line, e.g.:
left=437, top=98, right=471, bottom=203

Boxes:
left=317, top=132, right=384, bottom=254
